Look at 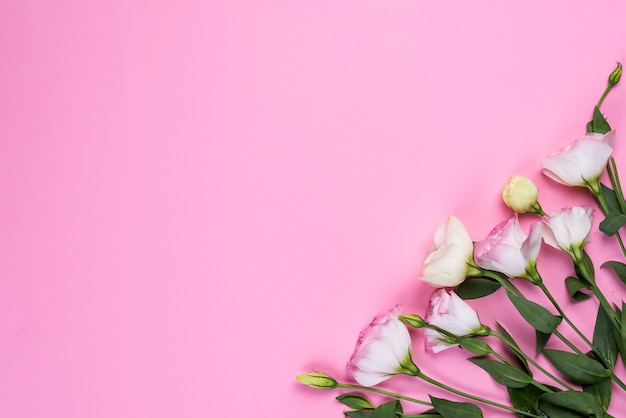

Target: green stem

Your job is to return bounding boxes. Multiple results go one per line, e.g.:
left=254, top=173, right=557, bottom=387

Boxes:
left=337, top=383, right=431, bottom=406
left=608, top=157, right=626, bottom=214
left=553, top=329, right=584, bottom=355
left=597, top=84, right=612, bottom=109
left=538, top=281, right=594, bottom=350
left=491, top=332, right=574, bottom=391
left=418, top=372, right=542, bottom=418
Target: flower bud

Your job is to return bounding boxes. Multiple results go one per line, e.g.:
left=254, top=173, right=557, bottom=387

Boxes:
left=502, top=175, right=539, bottom=214
left=296, top=372, right=338, bottom=389
left=609, top=62, right=622, bottom=87
left=399, top=314, right=426, bottom=328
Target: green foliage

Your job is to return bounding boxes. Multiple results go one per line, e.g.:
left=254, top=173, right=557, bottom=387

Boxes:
left=458, top=338, right=492, bottom=355
left=337, top=394, right=375, bottom=410
left=602, top=261, right=626, bottom=286
left=536, top=391, right=605, bottom=417
left=455, top=278, right=501, bottom=300
left=593, top=304, right=619, bottom=368
left=543, top=349, right=610, bottom=385
left=344, top=400, right=402, bottom=418
left=507, top=294, right=562, bottom=334
left=429, top=396, right=482, bottom=418
left=468, top=358, right=532, bottom=388
left=587, top=106, right=611, bottom=134
left=564, top=277, right=591, bottom=301
left=496, top=322, right=531, bottom=375
left=582, top=378, right=612, bottom=411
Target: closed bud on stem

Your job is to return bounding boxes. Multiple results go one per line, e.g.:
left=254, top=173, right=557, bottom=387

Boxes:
left=296, top=372, right=338, bottom=389
left=609, top=62, right=622, bottom=87
left=399, top=314, right=426, bottom=328
left=502, top=175, right=540, bottom=214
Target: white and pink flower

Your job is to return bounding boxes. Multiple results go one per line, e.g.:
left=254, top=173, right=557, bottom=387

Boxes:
left=420, top=216, right=474, bottom=288
left=425, top=290, right=484, bottom=353
left=348, top=306, right=419, bottom=386
left=540, top=206, right=594, bottom=254
left=474, top=215, right=542, bottom=279
left=541, top=131, right=615, bottom=190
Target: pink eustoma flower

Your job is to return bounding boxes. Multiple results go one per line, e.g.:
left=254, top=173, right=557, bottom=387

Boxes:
left=541, top=131, right=615, bottom=189
left=424, top=289, right=483, bottom=353
left=540, top=206, right=593, bottom=254
left=474, top=215, right=542, bottom=279
left=348, top=306, right=419, bottom=387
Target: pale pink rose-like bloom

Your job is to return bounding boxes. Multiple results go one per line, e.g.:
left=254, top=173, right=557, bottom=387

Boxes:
left=420, top=216, right=474, bottom=288
left=425, top=289, right=483, bottom=353
left=541, top=131, right=615, bottom=188
left=540, top=206, right=593, bottom=253
left=348, top=306, right=418, bottom=387
left=474, top=215, right=542, bottom=278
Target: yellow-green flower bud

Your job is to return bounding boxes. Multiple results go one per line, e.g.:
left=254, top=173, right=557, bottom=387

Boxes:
left=399, top=314, right=426, bottom=328
left=502, top=175, right=539, bottom=214
left=609, top=62, right=622, bottom=87
left=296, top=372, right=337, bottom=389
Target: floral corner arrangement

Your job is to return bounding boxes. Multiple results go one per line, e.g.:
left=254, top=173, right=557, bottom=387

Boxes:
left=297, top=63, right=626, bottom=418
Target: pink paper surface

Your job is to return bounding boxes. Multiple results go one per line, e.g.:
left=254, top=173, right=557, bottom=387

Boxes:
left=2, top=1, right=626, bottom=417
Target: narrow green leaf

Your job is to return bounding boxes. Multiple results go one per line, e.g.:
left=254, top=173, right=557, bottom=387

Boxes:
left=496, top=322, right=531, bottom=375
left=588, top=106, right=612, bottom=134
left=336, top=393, right=375, bottom=410
left=455, top=278, right=501, bottom=300
left=458, top=338, right=492, bottom=355
left=429, top=396, right=482, bottom=418
left=469, top=358, right=531, bottom=388
left=602, top=261, right=626, bottom=286
left=583, top=378, right=612, bottom=411
left=345, top=400, right=402, bottom=418
left=403, top=410, right=443, bottom=418
left=507, top=385, right=552, bottom=418
left=543, top=349, right=610, bottom=384
left=574, top=250, right=596, bottom=284
left=535, top=330, right=551, bottom=355
left=537, top=391, right=604, bottom=417
left=599, top=211, right=626, bottom=236
left=564, top=276, right=591, bottom=301
left=601, top=184, right=622, bottom=213
left=620, top=302, right=626, bottom=367
left=507, top=294, right=562, bottom=334
left=593, top=304, right=618, bottom=368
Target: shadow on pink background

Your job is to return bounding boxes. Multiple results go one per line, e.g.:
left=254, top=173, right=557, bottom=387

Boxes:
left=2, top=1, right=626, bottom=417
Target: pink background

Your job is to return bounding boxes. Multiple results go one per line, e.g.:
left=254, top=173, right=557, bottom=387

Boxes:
left=2, top=1, right=626, bottom=417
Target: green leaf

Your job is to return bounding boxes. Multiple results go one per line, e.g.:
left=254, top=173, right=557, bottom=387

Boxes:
left=345, top=400, right=402, bottom=418
left=599, top=211, right=626, bottom=236
left=507, top=294, right=562, bottom=334
left=496, top=322, right=531, bottom=375
left=583, top=378, right=612, bottom=411
left=455, top=278, right=501, bottom=300
left=536, top=390, right=605, bottom=417
left=469, top=358, right=532, bottom=388
left=602, top=261, right=626, bottom=286
left=564, top=276, right=591, bottom=301
left=543, top=349, right=610, bottom=384
left=429, top=396, right=482, bottom=418
left=336, top=393, right=375, bottom=410
left=573, top=250, right=596, bottom=285
left=402, top=410, right=443, bottom=418
left=588, top=106, right=612, bottom=134
left=507, top=385, right=551, bottom=418
left=601, top=184, right=621, bottom=214
left=593, top=304, right=618, bottom=368
left=458, top=338, right=492, bottom=355
left=619, top=302, right=626, bottom=367
left=535, top=330, right=551, bottom=355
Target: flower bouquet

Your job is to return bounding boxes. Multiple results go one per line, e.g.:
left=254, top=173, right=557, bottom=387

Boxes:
left=297, top=64, right=626, bottom=417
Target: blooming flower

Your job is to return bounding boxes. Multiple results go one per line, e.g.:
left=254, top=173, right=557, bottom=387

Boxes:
left=348, top=306, right=419, bottom=386
left=474, top=215, right=542, bottom=280
left=425, top=289, right=485, bottom=353
left=540, top=206, right=593, bottom=255
left=502, top=175, right=540, bottom=214
left=420, top=216, right=474, bottom=287
left=541, top=131, right=615, bottom=190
